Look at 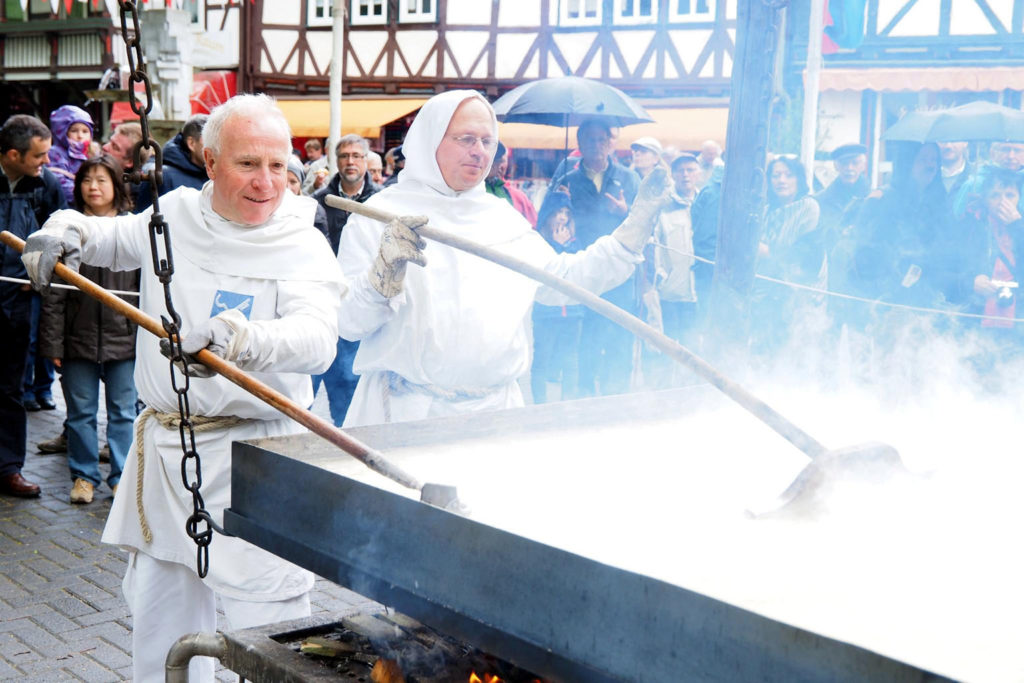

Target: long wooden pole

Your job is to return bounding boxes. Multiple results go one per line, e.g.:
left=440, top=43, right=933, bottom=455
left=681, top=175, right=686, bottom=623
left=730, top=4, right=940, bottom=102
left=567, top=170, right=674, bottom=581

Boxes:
left=0, top=230, right=425, bottom=493
left=325, top=195, right=831, bottom=460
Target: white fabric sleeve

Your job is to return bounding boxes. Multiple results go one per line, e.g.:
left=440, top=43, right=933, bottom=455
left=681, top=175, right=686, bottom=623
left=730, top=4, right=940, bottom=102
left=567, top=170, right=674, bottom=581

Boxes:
left=75, top=210, right=151, bottom=272
left=336, top=213, right=401, bottom=341
left=534, top=234, right=642, bottom=306
left=238, top=279, right=341, bottom=374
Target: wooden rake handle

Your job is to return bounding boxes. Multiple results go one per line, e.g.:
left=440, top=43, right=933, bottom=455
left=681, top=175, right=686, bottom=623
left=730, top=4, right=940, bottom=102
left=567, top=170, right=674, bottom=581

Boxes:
left=326, top=194, right=831, bottom=460
left=0, top=230, right=425, bottom=492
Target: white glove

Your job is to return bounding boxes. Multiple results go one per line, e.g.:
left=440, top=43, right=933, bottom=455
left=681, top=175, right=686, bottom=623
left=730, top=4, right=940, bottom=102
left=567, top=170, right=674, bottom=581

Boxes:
left=159, top=309, right=254, bottom=378
left=612, top=166, right=673, bottom=254
left=369, top=215, right=429, bottom=298
left=22, top=210, right=92, bottom=290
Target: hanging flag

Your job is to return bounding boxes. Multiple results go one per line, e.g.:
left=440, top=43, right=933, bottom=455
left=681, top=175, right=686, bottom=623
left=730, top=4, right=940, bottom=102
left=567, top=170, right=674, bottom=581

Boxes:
left=19, top=0, right=28, bottom=13
left=63, top=0, right=73, bottom=14
left=49, top=0, right=60, bottom=14
left=825, top=0, right=868, bottom=50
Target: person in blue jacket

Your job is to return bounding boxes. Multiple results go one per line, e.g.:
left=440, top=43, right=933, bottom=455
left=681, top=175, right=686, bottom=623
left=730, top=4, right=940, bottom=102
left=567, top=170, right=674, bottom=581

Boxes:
left=0, top=115, right=67, bottom=498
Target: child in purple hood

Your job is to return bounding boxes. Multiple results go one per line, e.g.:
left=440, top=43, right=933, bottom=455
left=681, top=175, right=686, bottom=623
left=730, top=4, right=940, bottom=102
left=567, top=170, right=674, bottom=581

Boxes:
left=47, top=105, right=94, bottom=204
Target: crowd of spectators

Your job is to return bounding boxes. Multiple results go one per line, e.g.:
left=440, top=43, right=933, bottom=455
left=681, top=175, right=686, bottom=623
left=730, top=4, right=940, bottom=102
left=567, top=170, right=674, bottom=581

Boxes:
left=3, top=96, right=1022, bottom=501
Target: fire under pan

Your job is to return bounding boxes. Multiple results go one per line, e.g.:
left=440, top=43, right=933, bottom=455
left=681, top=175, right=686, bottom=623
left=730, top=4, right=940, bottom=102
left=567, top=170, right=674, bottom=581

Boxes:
left=225, top=387, right=963, bottom=682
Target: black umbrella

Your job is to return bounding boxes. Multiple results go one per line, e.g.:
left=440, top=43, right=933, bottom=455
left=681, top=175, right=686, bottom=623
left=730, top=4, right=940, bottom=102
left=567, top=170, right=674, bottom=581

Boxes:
left=493, top=75, right=653, bottom=170
left=882, top=101, right=1024, bottom=143
left=492, top=75, right=654, bottom=127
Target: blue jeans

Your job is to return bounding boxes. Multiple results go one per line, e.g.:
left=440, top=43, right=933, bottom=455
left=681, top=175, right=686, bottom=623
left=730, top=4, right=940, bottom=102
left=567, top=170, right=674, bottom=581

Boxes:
left=312, top=338, right=359, bottom=427
left=22, top=293, right=55, bottom=402
left=63, top=358, right=137, bottom=488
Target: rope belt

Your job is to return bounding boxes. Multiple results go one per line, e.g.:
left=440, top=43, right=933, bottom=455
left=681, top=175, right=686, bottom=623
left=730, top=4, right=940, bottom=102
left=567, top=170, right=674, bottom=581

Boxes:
left=133, top=407, right=251, bottom=544
left=381, top=370, right=506, bottom=423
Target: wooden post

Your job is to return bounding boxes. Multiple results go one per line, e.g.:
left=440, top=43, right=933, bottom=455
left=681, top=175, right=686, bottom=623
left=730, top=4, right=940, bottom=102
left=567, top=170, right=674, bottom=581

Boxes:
left=328, top=0, right=345, bottom=175
left=707, top=0, right=787, bottom=357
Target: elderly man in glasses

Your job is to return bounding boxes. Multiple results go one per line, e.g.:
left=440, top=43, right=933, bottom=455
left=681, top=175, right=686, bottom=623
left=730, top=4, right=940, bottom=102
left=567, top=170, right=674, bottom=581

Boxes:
left=313, top=134, right=382, bottom=256
left=312, top=133, right=381, bottom=426
left=334, top=90, right=672, bottom=427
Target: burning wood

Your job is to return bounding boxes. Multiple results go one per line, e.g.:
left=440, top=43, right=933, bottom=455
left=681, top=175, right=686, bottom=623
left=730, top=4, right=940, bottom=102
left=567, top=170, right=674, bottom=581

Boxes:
left=371, top=658, right=405, bottom=683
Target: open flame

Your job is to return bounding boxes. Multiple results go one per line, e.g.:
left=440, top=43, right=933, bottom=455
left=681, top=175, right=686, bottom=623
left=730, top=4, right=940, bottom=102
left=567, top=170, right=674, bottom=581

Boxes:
left=469, top=674, right=503, bottom=683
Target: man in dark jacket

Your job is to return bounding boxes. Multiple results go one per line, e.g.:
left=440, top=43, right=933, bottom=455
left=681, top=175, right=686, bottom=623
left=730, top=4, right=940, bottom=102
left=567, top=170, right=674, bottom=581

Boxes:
left=312, top=134, right=380, bottom=425
left=815, top=143, right=870, bottom=257
left=313, top=134, right=381, bottom=255
left=557, top=119, right=640, bottom=397
left=134, top=114, right=209, bottom=211
left=0, top=115, right=67, bottom=498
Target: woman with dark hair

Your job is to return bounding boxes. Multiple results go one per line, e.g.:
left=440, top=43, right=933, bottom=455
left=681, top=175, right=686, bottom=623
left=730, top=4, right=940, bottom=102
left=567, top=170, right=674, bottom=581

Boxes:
left=39, top=155, right=140, bottom=504
left=530, top=190, right=584, bottom=403
left=839, top=143, right=953, bottom=311
left=830, top=142, right=957, bottom=373
left=748, top=156, right=824, bottom=360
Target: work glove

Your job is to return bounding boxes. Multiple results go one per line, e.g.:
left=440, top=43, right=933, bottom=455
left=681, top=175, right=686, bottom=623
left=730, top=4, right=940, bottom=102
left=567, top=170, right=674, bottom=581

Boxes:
left=21, top=210, right=91, bottom=290
left=369, top=215, right=429, bottom=298
left=611, top=166, right=673, bottom=254
left=158, top=308, right=254, bottom=379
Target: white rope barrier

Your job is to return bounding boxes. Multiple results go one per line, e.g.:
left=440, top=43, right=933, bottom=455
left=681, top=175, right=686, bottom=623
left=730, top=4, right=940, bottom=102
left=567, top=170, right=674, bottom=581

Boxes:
left=0, top=275, right=140, bottom=297
left=648, top=240, right=1024, bottom=324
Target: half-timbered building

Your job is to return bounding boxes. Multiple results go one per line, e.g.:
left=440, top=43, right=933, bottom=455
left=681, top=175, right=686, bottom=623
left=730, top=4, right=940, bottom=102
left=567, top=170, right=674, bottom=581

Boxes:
left=787, top=0, right=1024, bottom=178
left=245, top=0, right=738, bottom=153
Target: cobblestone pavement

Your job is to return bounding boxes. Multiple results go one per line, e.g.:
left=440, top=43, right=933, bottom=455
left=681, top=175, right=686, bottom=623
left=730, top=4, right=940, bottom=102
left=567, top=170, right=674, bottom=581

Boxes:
left=0, top=388, right=371, bottom=681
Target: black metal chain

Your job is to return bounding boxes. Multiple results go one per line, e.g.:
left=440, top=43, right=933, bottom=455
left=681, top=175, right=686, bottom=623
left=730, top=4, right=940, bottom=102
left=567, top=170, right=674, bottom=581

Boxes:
left=117, top=0, right=230, bottom=579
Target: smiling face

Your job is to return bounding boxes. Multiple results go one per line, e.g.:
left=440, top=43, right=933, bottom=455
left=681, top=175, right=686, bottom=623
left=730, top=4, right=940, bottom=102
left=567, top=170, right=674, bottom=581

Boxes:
left=435, top=98, right=496, bottom=193
left=204, top=114, right=289, bottom=226
left=3, top=136, right=51, bottom=179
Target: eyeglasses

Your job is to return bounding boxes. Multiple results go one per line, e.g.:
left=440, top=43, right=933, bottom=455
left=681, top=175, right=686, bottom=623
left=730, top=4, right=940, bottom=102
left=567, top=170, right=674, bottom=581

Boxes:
left=337, top=153, right=365, bottom=161
left=449, top=134, right=499, bottom=151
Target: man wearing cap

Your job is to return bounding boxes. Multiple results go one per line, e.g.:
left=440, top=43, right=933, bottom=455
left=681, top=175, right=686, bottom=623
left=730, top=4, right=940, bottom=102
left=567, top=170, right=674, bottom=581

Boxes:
left=815, top=143, right=870, bottom=256
left=630, top=137, right=663, bottom=180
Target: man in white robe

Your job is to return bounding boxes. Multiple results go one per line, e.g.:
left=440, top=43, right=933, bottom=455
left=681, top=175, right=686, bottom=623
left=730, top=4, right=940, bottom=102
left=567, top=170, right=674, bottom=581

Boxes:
left=23, top=94, right=346, bottom=682
left=337, top=90, right=670, bottom=426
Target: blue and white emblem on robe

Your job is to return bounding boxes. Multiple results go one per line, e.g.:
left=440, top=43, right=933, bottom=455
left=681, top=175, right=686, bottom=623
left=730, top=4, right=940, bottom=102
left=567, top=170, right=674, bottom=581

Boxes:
left=210, top=290, right=254, bottom=320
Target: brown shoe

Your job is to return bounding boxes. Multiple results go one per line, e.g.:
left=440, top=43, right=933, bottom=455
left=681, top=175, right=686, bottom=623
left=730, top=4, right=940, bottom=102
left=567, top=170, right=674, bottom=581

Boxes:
left=99, top=444, right=110, bottom=463
left=37, top=433, right=67, bottom=454
left=70, top=478, right=94, bottom=504
left=0, top=472, right=41, bottom=498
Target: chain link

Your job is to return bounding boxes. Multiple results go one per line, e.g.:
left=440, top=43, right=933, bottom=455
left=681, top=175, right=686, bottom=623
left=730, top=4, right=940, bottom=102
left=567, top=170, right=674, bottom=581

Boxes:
left=117, top=0, right=230, bottom=579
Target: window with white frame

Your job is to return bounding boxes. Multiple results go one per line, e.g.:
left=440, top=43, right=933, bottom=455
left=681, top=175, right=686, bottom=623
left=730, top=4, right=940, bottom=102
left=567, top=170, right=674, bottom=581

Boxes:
left=615, top=0, right=656, bottom=25
left=399, top=0, right=436, bottom=23
left=308, top=0, right=333, bottom=26
left=668, top=0, right=714, bottom=22
left=351, top=0, right=387, bottom=25
left=560, top=0, right=601, bottom=26
left=183, top=0, right=205, bottom=31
